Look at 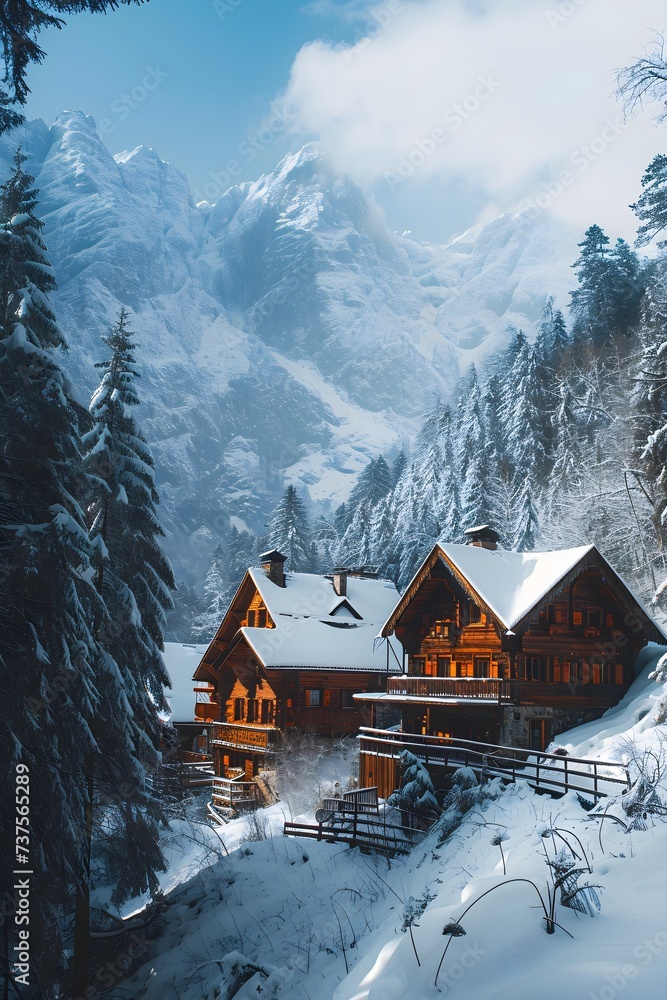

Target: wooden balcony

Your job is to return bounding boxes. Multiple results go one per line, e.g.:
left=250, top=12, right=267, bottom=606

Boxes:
left=387, top=676, right=520, bottom=703
left=210, top=722, right=282, bottom=752
left=195, top=702, right=219, bottom=722
left=212, top=776, right=259, bottom=810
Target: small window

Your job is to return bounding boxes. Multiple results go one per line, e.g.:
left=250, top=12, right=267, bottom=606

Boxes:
left=587, top=609, right=602, bottom=629
left=305, top=689, right=321, bottom=707
left=233, top=698, right=244, bottom=721
left=341, top=690, right=357, bottom=708
left=246, top=698, right=259, bottom=723
left=247, top=610, right=256, bottom=628
left=474, top=657, right=490, bottom=678
left=431, top=620, right=451, bottom=638
left=261, top=700, right=274, bottom=724
left=469, top=603, right=482, bottom=624
left=573, top=611, right=583, bottom=626
left=554, top=608, right=563, bottom=624
left=258, top=607, right=267, bottom=628
left=525, top=656, right=546, bottom=682
left=436, top=656, right=451, bottom=677
left=411, top=656, right=426, bottom=675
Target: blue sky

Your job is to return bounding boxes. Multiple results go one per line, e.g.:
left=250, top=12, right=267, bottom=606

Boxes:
left=23, top=1, right=331, bottom=192
left=20, top=0, right=667, bottom=244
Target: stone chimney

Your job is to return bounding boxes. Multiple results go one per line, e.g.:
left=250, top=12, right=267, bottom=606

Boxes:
left=259, top=549, right=287, bottom=587
left=332, top=568, right=349, bottom=597
left=463, top=525, right=500, bottom=550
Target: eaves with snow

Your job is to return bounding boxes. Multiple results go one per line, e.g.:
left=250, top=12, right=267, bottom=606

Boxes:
left=382, top=541, right=667, bottom=643
left=196, top=566, right=404, bottom=679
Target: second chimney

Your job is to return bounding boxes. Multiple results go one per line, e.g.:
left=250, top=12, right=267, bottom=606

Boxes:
left=463, top=525, right=500, bottom=550
left=332, top=568, right=349, bottom=597
left=259, top=549, right=287, bottom=587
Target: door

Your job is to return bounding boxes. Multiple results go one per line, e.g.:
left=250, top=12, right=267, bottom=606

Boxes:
left=528, top=719, right=552, bottom=752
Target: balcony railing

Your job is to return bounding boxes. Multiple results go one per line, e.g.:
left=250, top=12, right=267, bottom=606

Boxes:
left=387, top=676, right=520, bottom=703
left=210, top=722, right=282, bottom=751
left=194, top=702, right=219, bottom=722
left=212, top=776, right=259, bottom=809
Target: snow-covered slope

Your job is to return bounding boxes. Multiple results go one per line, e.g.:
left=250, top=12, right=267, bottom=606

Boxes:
left=114, top=647, right=667, bottom=1000
left=0, top=113, right=580, bottom=580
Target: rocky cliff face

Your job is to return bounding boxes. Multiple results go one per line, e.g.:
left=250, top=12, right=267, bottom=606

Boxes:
left=0, top=111, right=579, bottom=581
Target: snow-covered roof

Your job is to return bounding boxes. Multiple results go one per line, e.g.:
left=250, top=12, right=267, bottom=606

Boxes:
left=383, top=541, right=667, bottom=642
left=242, top=568, right=403, bottom=671
left=437, top=542, right=595, bottom=630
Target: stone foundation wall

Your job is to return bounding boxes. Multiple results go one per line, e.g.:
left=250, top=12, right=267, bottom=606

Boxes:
left=500, top=704, right=609, bottom=749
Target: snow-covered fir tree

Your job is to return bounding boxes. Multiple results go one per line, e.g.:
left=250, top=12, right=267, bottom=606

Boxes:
left=192, top=543, right=226, bottom=639
left=632, top=154, right=667, bottom=249
left=457, top=367, right=495, bottom=531
left=512, top=478, right=540, bottom=551
left=0, top=148, right=104, bottom=987
left=83, top=307, right=174, bottom=902
left=570, top=225, right=644, bottom=344
left=268, top=484, right=314, bottom=571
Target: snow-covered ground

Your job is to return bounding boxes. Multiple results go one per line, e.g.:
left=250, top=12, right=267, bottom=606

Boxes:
left=112, top=647, right=667, bottom=1000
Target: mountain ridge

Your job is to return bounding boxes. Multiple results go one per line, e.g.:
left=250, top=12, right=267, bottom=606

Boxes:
left=0, top=111, right=581, bottom=583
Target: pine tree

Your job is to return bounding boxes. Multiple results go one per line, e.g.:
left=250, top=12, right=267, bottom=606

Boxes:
left=570, top=225, right=644, bottom=344
left=610, top=238, right=645, bottom=335
left=513, top=478, right=539, bottom=552
left=0, top=148, right=103, bottom=990
left=632, top=270, right=667, bottom=561
left=548, top=383, right=585, bottom=509
left=268, top=484, right=314, bottom=571
left=536, top=295, right=569, bottom=362
left=457, top=366, right=495, bottom=531
left=391, top=450, right=407, bottom=486
left=499, top=336, right=552, bottom=488
left=340, top=501, right=374, bottom=570
left=192, top=543, right=227, bottom=640
left=632, top=154, right=667, bottom=248
left=346, top=455, right=394, bottom=520
left=82, top=307, right=174, bottom=903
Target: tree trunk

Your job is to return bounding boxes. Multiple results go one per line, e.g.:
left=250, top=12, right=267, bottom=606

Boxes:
left=72, top=757, right=94, bottom=997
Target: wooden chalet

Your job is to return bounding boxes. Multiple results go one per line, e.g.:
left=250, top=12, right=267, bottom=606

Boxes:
left=193, top=551, right=402, bottom=781
left=357, top=526, right=667, bottom=793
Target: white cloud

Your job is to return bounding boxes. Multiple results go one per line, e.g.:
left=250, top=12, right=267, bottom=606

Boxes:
left=282, top=0, right=667, bottom=239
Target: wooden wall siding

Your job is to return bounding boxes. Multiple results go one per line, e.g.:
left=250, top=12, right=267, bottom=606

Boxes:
left=243, top=588, right=275, bottom=629
left=225, top=676, right=279, bottom=726
left=399, top=565, right=639, bottom=702
left=359, top=750, right=397, bottom=799
left=217, top=659, right=384, bottom=741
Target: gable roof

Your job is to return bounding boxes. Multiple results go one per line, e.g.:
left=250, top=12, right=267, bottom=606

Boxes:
left=196, top=567, right=404, bottom=677
left=440, top=542, right=596, bottom=630
left=382, top=541, right=667, bottom=643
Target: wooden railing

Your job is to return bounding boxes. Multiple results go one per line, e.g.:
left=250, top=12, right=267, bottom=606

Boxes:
left=318, top=786, right=379, bottom=820
left=177, top=753, right=214, bottom=788
left=388, top=676, right=520, bottom=702
left=195, top=702, right=218, bottom=722
left=358, top=727, right=630, bottom=801
left=212, top=776, right=259, bottom=809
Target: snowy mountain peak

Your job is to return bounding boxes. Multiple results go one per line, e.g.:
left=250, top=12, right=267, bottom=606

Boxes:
left=0, top=119, right=581, bottom=582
